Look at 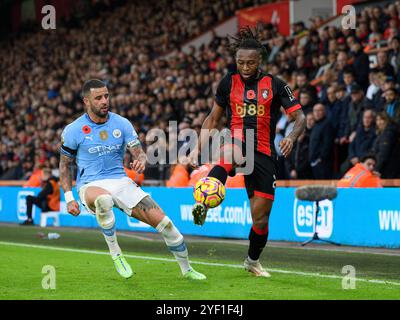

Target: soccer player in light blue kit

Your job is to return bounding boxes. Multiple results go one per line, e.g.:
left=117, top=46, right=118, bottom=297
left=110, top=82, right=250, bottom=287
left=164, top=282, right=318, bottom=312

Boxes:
left=59, top=79, right=206, bottom=280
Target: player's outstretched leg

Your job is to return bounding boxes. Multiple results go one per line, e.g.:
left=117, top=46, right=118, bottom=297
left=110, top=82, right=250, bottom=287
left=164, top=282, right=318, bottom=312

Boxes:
left=133, top=196, right=206, bottom=280
left=156, top=215, right=206, bottom=280
left=95, top=194, right=133, bottom=279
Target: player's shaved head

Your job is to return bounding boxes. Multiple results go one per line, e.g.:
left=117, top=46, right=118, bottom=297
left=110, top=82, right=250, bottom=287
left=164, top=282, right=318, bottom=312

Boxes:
left=81, top=79, right=107, bottom=98
left=82, top=79, right=110, bottom=122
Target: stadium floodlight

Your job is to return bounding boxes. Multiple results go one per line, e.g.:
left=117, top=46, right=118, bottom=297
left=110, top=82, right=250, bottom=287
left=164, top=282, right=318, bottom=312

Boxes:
left=295, top=185, right=340, bottom=247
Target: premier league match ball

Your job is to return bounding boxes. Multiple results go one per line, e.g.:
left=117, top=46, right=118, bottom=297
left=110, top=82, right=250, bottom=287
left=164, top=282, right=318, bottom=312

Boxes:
left=193, top=177, right=226, bottom=208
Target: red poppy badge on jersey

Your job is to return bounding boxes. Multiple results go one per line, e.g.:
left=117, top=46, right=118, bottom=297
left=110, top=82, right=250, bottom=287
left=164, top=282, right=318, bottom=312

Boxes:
left=246, top=90, right=256, bottom=100
left=82, top=125, right=91, bottom=134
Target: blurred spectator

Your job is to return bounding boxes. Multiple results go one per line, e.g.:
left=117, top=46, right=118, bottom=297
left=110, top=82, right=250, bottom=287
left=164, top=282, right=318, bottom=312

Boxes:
left=309, top=104, right=335, bottom=179
left=372, top=111, right=400, bottom=178
left=288, top=112, right=314, bottom=179
left=294, top=72, right=318, bottom=101
left=366, top=69, right=381, bottom=100
left=374, top=51, right=396, bottom=80
left=341, top=109, right=377, bottom=174
left=344, top=84, right=374, bottom=143
left=381, top=88, right=400, bottom=126
left=343, top=68, right=358, bottom=96
left=322, top=85, right=337, bottom=117
left=335, top=50, right=349, bottom=83
left=298, top=90, right=315, bottom=115
left=337, top=154, right=382, bottom=188
left=388, top=36, right=400, bottom=78
left=332, top=84, right=350, bottom=140
left=350, top=40, right=370, bottom=90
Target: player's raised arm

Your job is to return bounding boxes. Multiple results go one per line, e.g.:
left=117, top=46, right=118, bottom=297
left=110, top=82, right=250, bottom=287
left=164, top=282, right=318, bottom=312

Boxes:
left=189, top=102, right=224, bottom=167
left=199, top=102, right=225, bottom=150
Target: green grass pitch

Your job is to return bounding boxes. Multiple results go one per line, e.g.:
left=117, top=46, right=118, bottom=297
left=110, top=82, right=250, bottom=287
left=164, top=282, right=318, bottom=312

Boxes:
left=0, top=224, right=399, bottom=300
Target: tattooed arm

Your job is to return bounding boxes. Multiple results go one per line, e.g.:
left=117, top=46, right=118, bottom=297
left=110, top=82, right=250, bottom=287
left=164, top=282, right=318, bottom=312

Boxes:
left=128, top=144, right=147, bottom=173
left=59, top=154, right=75, bottom=192
left=280, top=109, right=306, bottom=158
left=59, top=153, right=80, bottom=216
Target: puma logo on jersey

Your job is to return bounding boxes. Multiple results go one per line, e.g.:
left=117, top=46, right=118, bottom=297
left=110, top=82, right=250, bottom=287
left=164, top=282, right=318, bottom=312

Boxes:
left=85, top=135, right=94, bottom=141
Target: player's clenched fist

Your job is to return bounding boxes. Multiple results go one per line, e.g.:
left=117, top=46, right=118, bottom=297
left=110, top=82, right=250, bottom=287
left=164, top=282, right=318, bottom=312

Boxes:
left=130, top=159, right=146, bottom=173
left=67, top=200, right=80, bottom=216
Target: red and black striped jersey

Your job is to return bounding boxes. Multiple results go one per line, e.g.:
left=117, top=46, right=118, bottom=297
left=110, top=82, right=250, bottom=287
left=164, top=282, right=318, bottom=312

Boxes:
left=215, top=71, right=302, bottom=158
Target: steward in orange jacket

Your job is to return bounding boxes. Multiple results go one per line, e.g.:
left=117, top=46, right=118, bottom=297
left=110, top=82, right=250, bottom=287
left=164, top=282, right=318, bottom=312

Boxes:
left=20, top=168, right=60, bottom=225
left=124, top=167, right=144, bottom=186
left=337, top=155, right=383, bottom=188
left=166, top=164, right=190, bottom=187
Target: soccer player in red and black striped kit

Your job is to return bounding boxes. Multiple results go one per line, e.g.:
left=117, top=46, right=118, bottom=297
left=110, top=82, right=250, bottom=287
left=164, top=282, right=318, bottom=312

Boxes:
left=190, top=27, right=306, bottom=277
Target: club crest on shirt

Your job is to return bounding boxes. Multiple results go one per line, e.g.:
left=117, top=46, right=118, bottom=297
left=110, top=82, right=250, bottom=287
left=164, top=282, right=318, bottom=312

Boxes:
left=262, top=89, right=269, bottom=100
left=113, top=129, right=122, bottom=138
left=99, top=130, right=108, bottom=141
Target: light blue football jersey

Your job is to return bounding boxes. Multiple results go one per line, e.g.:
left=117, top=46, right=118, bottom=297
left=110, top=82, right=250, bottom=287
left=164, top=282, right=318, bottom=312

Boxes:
left=60, top=112, right=140, bottom=191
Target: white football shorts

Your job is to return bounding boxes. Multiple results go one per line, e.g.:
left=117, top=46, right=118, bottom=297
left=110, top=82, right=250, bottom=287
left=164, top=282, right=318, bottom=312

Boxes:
left=78, top=177, right=148, bottom=216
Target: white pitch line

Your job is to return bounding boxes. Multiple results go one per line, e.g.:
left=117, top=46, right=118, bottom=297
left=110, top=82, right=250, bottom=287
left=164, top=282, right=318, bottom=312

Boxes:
left=118, top=232, right=156, bottom=242
left=1, top=241, right=399, bottom=287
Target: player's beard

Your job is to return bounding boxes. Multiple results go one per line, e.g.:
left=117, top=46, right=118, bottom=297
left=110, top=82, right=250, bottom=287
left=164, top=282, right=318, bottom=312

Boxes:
left=91, top=104, right=109, bottom=119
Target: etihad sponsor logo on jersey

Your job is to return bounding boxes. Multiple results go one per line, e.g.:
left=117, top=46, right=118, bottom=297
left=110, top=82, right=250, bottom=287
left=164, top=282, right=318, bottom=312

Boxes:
left=88, top=144, right=122, bottom=156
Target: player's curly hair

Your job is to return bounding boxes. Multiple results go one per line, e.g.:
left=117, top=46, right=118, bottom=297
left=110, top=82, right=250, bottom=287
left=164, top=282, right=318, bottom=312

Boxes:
left=227, top=26, right=268, bottom=57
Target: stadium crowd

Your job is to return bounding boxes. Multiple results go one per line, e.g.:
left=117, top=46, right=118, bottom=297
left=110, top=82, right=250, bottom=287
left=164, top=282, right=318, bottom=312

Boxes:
left=1, top=0, right=400, bottom=184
